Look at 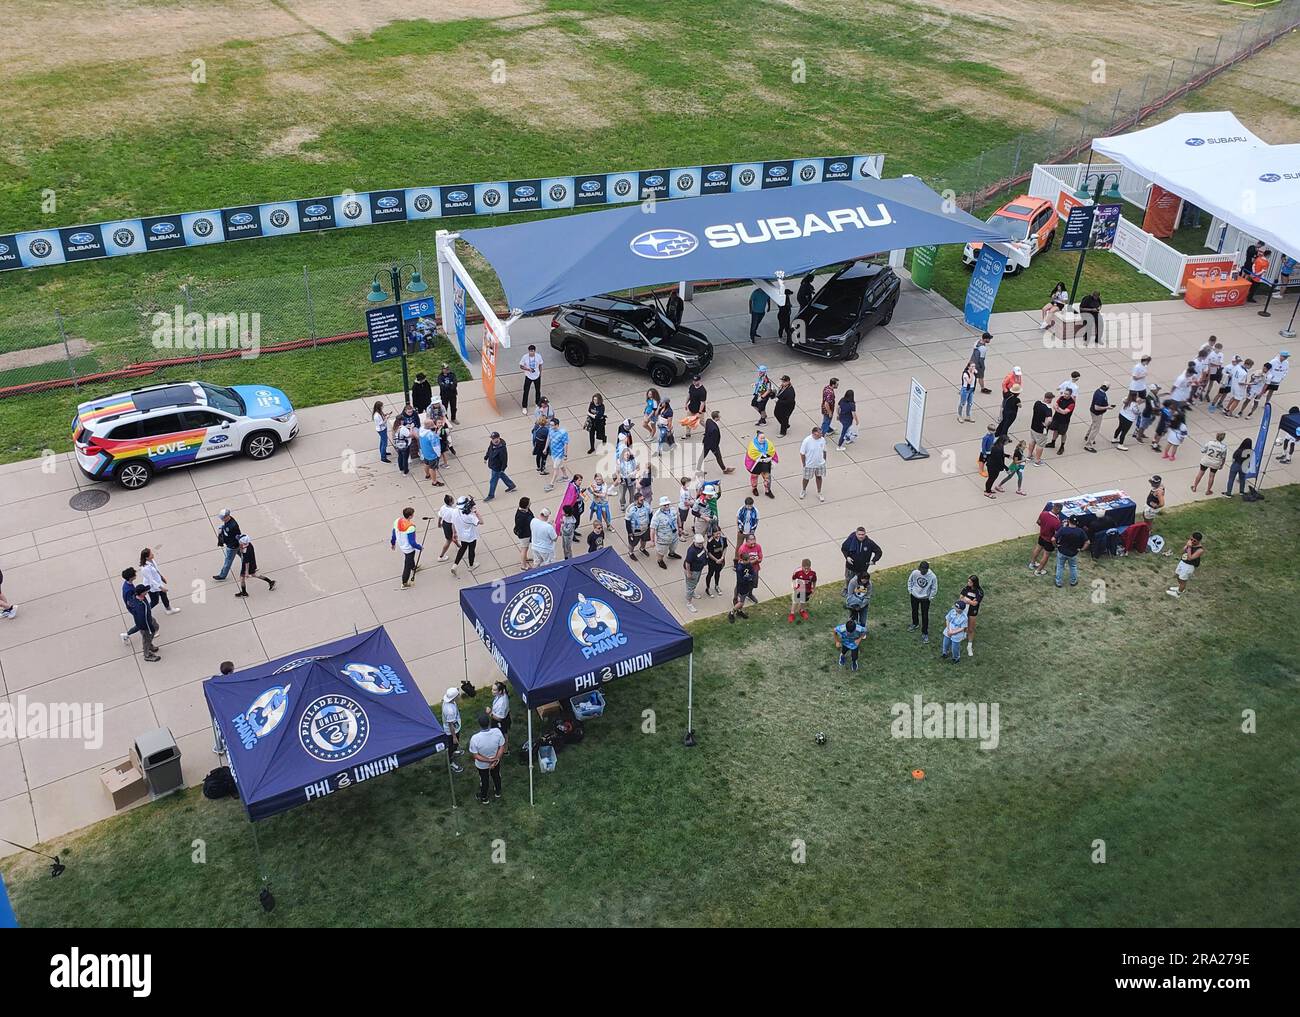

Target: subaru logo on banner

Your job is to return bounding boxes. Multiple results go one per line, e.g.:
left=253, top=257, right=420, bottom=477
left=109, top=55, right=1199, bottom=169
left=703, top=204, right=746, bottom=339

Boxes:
left=963, top=246, right=1007, bottom=332
left=629, top=229, right=698, bottom=259
left=452, top=273, right=469, bottom=360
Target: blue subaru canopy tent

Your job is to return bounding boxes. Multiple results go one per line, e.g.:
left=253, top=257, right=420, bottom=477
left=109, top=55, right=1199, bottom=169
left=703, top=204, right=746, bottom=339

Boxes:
left=203, top=626, right=450, bottom=822
left=460, top=175, right=1017, bottom=313
left=458, top=546, right=694, bottom=804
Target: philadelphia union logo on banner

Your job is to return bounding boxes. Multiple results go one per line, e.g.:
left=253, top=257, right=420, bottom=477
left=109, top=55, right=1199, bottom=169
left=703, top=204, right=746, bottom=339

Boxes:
left=613, top=178, right=632, bottom=197
left=192, top=217, right=214, bottom=236
left=28, top=238, right=52, bottom=258
left=482, top=188, right=502, bottom=207
left=629, top=229, right=698, bottom=260
left=413, top=194, right=434, bottom=212
left=502, top=584, right=553, bottom=639
left=676, top=173, right=694, bottom=191
left=738, top=168, right=756, bottom=186
left=342, top=200, right=363, bottom=219
left=590, top=567, right=643, bottom=603
left=569, top=594, right=626, bottom=659
left=269, top=209, right=292, bottom=228
left=113, top=228, right=136, bottom=246
left=300, top=695, right=369, bottom=762
left=342, top=662, right=407, bottom=696
left=549, top=183, right=568, bottom=202
left=232, top=683, right=292, bottom=750
left=799, top=164, right=817, bottom=181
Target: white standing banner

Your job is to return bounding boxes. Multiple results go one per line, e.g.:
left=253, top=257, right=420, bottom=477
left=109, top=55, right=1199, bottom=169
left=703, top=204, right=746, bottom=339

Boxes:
left=895, top=377, right=929, bottom=461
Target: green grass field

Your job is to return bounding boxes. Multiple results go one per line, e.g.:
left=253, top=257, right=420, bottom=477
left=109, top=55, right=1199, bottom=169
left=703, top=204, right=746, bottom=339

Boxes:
left=5, top=491, right=1297, bottom=928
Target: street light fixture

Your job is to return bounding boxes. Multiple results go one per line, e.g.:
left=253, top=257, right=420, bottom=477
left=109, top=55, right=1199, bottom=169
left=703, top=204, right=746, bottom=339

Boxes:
left=366, top=263, right=429, bottom=404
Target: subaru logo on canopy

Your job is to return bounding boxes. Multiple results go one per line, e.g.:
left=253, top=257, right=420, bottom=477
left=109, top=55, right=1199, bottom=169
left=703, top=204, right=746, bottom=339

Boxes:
left=1259, top=173, right=1281, bottom=183
left=68, top=232, right=95, bottom=245
left=151, top=222, right=176, bottom=235
left=1185, top=137, right=1205, bottom=146
left=629, top=228, right=698, bottom=259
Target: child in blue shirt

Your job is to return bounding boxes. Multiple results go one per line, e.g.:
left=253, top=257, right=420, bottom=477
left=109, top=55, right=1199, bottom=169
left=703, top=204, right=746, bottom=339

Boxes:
left=834, top=619, right=862, bottom=671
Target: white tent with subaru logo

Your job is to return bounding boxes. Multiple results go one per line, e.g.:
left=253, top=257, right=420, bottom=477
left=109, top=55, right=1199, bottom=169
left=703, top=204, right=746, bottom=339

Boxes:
left=1092, top=111, right=1299, bottom=260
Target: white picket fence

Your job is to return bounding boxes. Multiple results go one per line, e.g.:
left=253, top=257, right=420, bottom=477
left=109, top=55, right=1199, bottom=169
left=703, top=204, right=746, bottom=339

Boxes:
left=1028, top=162, right=1242, bottom=294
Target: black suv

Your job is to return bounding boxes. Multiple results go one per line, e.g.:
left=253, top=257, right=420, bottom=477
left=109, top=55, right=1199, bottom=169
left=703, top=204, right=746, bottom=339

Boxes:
left=549, top=296, right=713, bottom=387
left=789, top=262, right=900, bottom=360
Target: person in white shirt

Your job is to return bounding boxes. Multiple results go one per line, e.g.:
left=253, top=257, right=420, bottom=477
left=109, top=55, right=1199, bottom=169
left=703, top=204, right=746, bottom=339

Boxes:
left=1212, top=355, right=1242, bottom=412
left=529, top=507, right=557, bottom=565
left=1265, top=351, right=1291, bottom=404
left=139, top=547, right=180, bottom=615
left=1059, top=372, right=1081, bottom=398
left=489, top=681, right=511, bottom=735
left=1224, top=358, right=1253, bottom=416
left=372, top=400, right=390, bottom=463
left=1169, top=361, right=1196, bottom=408
left=436, top=494, right=460, bottom=561
left=519, top=344, right=544, bottom=413
left=1127, top=356, right=1151, bottom=403
left=468, top=714, right=506, bottom=803
left=799, top=426, right=828, bottom=502
left=441, top=688, right=464, bottom=773
left=449, top=497, right=481, bottom=576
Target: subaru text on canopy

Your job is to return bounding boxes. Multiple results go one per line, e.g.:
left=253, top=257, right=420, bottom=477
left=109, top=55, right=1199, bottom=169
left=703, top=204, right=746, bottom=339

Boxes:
left=72, top=381, right=299, bottom=489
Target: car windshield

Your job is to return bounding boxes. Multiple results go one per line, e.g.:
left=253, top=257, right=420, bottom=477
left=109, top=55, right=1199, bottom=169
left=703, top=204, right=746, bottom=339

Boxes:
left=987, top=213, right=1030, bottom=241
left=199, top=383, right=245, bottom=415
left=801, top=274, right=871, bottom=337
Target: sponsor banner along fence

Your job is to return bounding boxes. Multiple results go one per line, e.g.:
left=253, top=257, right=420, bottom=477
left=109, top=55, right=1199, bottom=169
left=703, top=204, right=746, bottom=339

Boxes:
left=0, top=154, right=884, bottom=274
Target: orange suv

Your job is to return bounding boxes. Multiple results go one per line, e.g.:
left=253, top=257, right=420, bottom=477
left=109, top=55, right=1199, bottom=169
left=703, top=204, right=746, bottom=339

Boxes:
left=962, top=195, right=1058, bottom=275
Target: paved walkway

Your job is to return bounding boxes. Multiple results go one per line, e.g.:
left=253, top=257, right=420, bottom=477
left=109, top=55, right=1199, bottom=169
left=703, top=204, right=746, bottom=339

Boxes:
left=1, top=275, right=1295, bottom=851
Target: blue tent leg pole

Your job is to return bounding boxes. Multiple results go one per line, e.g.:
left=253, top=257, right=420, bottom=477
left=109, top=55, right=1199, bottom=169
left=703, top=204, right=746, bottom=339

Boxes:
left=528, top=710, right=534, bottom=807
left=684, top=652, right=697, bottom=747
left=445, top=742, right=461, bottom=836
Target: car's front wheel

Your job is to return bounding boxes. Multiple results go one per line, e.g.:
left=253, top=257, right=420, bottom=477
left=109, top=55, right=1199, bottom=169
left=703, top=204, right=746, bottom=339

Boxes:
left=648, top=361, right=676, bottom=388
left=843, top=338, right=861, bottom=361
left=116, top=460, right=153, bottom=490
left=563, top=341, right=588, bottom=367
left=243, top=431, right=279, bottom=461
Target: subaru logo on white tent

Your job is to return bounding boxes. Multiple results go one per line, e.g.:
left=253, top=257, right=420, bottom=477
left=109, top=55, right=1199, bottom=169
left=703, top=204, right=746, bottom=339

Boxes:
left=629, top=229, right=698, bottom=259
left=1259, top=173, right=1281, bottom=183
left=1185, top=138, right=1205, bottom=146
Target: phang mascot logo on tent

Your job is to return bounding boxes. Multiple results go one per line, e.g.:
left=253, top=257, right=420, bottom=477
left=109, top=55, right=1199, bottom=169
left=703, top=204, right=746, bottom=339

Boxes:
left=232, top=683, right=292, bottom=750
left=342, top=661, right=407, bottom=696
left=299, top=695, right=370, bottom=762
left=569, top=594, right=626, bottom=660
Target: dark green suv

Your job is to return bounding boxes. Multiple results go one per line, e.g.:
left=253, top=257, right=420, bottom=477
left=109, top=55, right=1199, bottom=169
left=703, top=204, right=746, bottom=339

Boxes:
left=549, top=296, right=713, bottom=387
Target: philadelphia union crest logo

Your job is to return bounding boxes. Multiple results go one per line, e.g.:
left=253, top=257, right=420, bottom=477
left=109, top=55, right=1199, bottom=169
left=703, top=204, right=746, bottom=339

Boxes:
left=590, top=567, right=643, bottom=603
left=502, top=584, right=553, bottom=638
left=299, top=695, right=369, bottom=762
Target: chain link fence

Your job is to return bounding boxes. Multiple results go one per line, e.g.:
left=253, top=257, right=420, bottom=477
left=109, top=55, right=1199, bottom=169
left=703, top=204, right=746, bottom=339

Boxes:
left=2, top=0, right=1297, bottom=398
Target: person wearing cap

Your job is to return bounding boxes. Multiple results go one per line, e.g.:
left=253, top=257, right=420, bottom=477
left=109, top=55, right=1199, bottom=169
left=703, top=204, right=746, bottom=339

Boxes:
left=121, top=583, right=162, bottom=662
left=528, top=506, right=557, bottom=566
left=213, top=509, right=242, bottom=581
left=441, top=688, right=465, bottom=772
left=1082, top=384, right=1110, bottom=453
left=995, top=384, right=1021, bottom=438
left=468, top=714, right=506, bottom=803
left=482, top=431, right=516, bottom=502
left=651, top=496, right=680, bottom=569
left=790, top=558, right=817, bottom=623
left=235, top=535, right=275, bottom=598
left=750, top=366, right=774, bottom=424
left=625, top=492, right=651, bottom=562
left=391, top=506, right=424, bottom=589
left=1052, top=514, right=1088, bottom=589
left=1265, top=351, right=1290, bottom=404
left=1001, top=366, right=1022, bottom=397
left=683, top=533, right=708, bottom=613
left=799, top=425, right=828, bottom=502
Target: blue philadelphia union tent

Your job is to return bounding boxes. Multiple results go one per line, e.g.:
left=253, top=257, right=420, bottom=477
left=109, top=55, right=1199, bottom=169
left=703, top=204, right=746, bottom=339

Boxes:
left=460, top=175, right=1017, bottom=313
left=203, top=626, right=450, bottom=822
left=458, top=546, right=694, bottom=804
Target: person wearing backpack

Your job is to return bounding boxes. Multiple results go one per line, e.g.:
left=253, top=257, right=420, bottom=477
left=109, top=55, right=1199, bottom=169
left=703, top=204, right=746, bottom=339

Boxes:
left=393, top=413, right=415, bottom=475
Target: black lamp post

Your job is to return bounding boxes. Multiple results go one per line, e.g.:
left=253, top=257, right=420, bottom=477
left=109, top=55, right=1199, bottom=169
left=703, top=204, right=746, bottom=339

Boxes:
left=1068, top=169, right=1122, bottom=309
left=367, top=263, right=429, bottom=404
